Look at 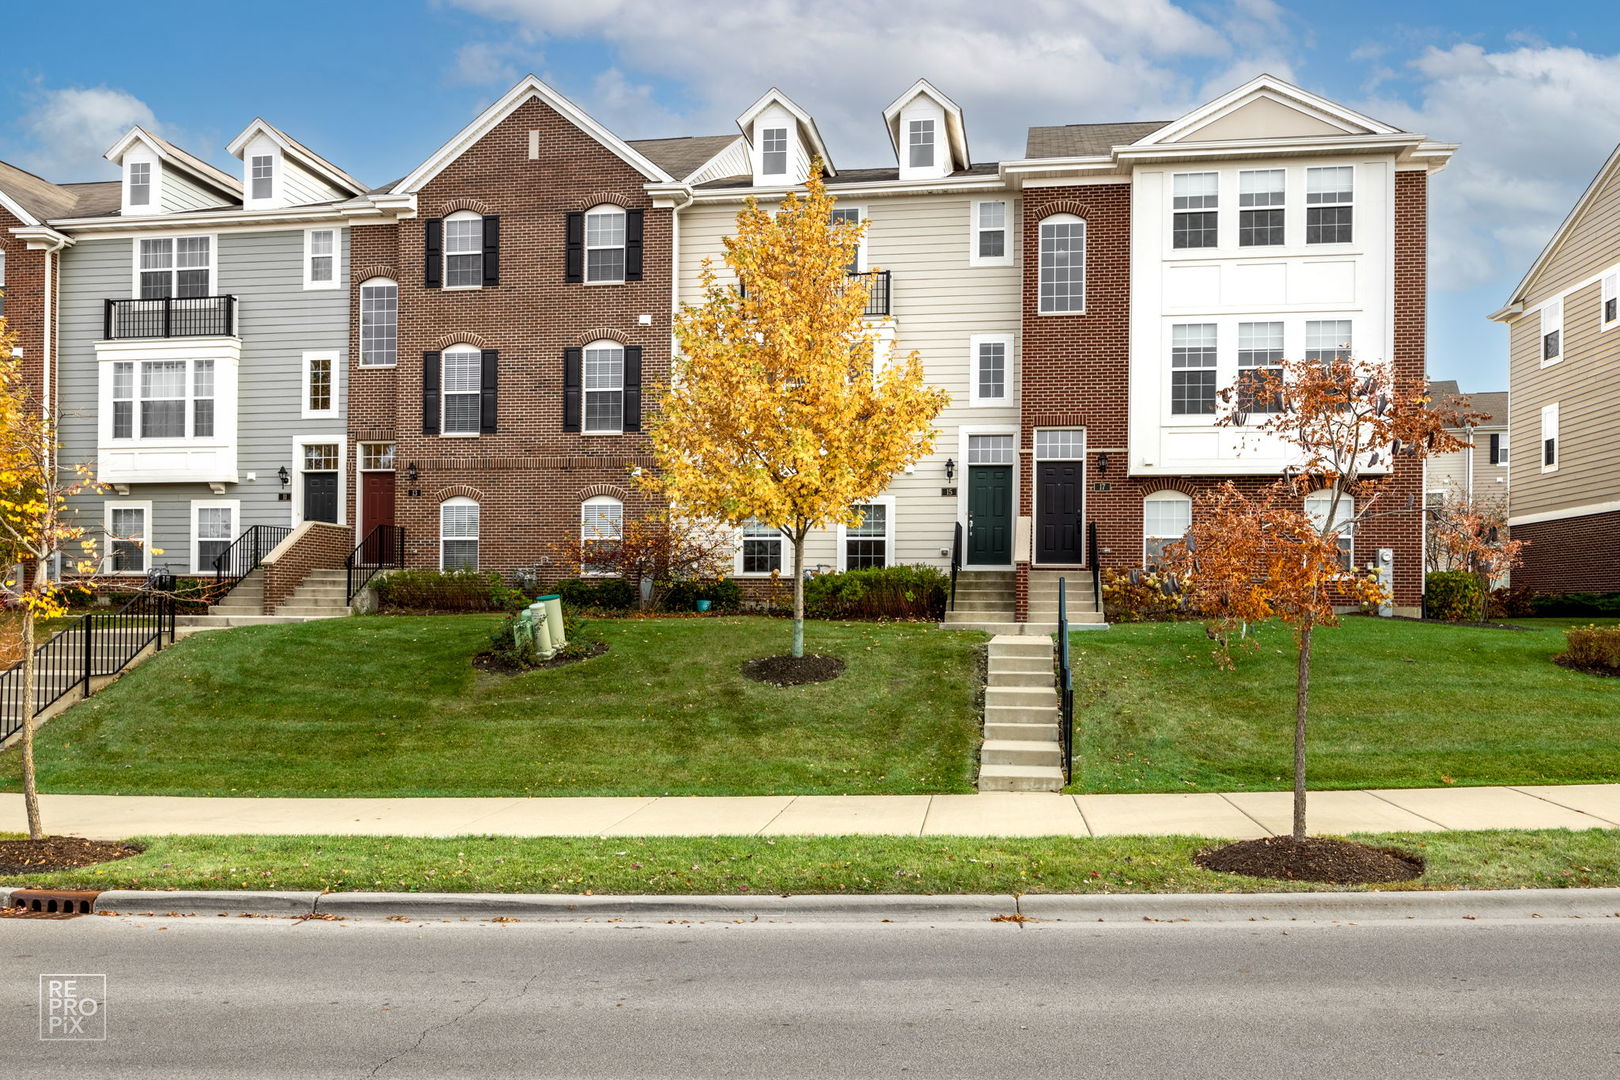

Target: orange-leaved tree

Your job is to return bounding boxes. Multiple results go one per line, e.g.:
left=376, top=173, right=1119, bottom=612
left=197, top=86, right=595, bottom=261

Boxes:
left=647, top=165, right=948, bottom=658
left=1426, top=491, right=1526, bottom=621
left=549, top=513, right=734, bottom=612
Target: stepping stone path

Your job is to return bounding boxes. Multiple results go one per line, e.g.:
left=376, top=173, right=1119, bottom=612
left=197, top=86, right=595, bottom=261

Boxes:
left=977, top=634, right=1066, bottom=792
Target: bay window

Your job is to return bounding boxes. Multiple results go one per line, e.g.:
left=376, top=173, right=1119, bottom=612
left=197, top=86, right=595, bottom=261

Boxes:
left=111, top=358, right=215, bottom=440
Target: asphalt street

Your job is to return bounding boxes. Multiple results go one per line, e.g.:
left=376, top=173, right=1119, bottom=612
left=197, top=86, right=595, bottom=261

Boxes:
left=4, top=913, right=1618, bottom=1079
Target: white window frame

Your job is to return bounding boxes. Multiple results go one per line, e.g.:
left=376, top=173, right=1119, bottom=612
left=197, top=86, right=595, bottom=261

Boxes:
left=190, top=499, right=240, bottom=575
left=131, top=234, right=216, bottom=299
left=1171, top=171, right=1219, bottom=250
left=1237, top=168, right=1286, bottom=248
left=440, top=345, right=482, bottom=437
left=582, top=339, right=625, bottom=435
left=103, top=500, right=153, bottom=575
left=969, top=333, right=1013, bottom=406
left=127, top=161, right=153, bottom=208
left=1169, top=322, right=1219, bottom=419
left=1491, top=431, right=1509, bottom=467
left=1540, top=298, right=1563, bottom=366
left=1601, top=270, right=1618, bottom=332
left=303, top=228, right=340, bottom=290
left=291, top=435, right=347, bottom=527
left=250, top=154, right=275, bottom=203
left=969, top=199, right=1012, bottom=267
left=108, top=356, right=216, bottom=441
left=1143, top=490, right=1192, bottom=566
left=301, top=349, right=340, bottom=419
left=581, top=496, right=624, bottom=576
left=583, top=204, right=627, bottom=285
left=443, top=210, right=484, bottom=290
left=908, top=118, right=935, bottom=170
left=359, top=278, right=398, bottom=367
left=836, top=495, right=895, bottom=572
left=1305, top=165, right=1354, bottom=245
left=1304, top=488, right=1355, bottom=571
left=439, top=497, right=480, bottom=571
left=1037, top=214, right=1085, bottom=315
left=735, top=519, right=790, bottom=578
left=1540, top=403, right=1559, bottom=473
left=760, top=126, right=789, bottom=176
left=829, top=205, right=867, bottom=274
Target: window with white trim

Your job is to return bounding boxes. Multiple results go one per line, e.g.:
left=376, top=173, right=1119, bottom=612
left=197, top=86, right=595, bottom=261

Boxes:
left=972, top=200, right=1009, bottom=265
left=360, top=442, right=395, bottom=471
left=1034, top=429, right=1084, bottom=460
left=359, top=279, right=397, bottom=366
left=967, top=434, right=1015, bottom=464
left=128, top=162, right=152, bottom=207
left=970, top=335, right=1010, bottom=405
left=1237, top=321, right=1284, bottom=413
left=111, top=358, right=215, bottom=439
left=192, top=501, right=236, bottom=574
left=1306, top=166, right=1353, bottom=244
left=829, top=207, right=864, bottom=274
left=739, top=519, right=782, bottom=575
left=1541, top=299, right=1562, bottom=362
left=105, top=503, right=149, bottom=574
left=440, top=497, right=479, bottom=570
left=1603, top=272, right=1618, bottom=329
left=844, top=503, right=889, bottom=570
left=139, top=236, right=212, bottom=298
left=1038, top=214, right=1085, bottom=314
left=908, top=118, right=935, bottom=169
left=1238, top=169, right=1285, bottom=247
left=1304, top=489, right=1355, bottom=570
left=761, top=127, right=788, bottom=175
left=250, top=155, right=274, bottom=201
left=303, top=351, right=337, bottom=418
left=583, top=341, right=624, bottom=434
left=1305, top=320, right=1352, bottom=362
left=1172, top=172, right=1218, bottom=249
left=1541, top=403, right=1558, bottom=471
left=585, top=205, right=627, bottom=283
left=441, top=346, right=481, bottom=436
left=304, top=228, right=338, bottom=289
left=1143, top=490, right=1192, bottom=566
left=1489, top=432, right=1508, bottom=466
left=443, top=211, right=483, bottom=288
left=1170, top=323, right=1217, bottom=416
left=581, top=496, right=623, bottom=575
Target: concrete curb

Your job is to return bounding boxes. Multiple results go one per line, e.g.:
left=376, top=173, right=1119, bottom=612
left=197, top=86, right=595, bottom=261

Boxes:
left=91, top=890, right=323, bottom=917
left=313, top=892, right=1016, bottom=921
left=1017, top=887, right=1620, bottom=922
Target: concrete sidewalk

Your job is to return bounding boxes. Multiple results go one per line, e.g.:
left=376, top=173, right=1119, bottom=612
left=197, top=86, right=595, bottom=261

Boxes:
left=4, top=784, right=1618, bottom=840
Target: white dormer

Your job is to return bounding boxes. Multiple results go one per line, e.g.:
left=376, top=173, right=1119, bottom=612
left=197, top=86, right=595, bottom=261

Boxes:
left=239, top=132, right=281, bottom=209
left=121, top=143, right=160, bottom=215
left=104, top=127, right=241, bottom=216
left=735, top=88, right=835, bottom=187
left=227, top=119, right=367, bottom=210
left=883, top=79, right=970, bottom=182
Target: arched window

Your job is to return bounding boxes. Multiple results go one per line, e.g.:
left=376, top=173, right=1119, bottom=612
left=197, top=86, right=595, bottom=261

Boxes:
left=583, top=340, right=625, bottom=433
left=1304, top=489, right=1354, bottom=571
left=443, top=210, right=484, bottom=288
left=584, top=205, right=627, bottom=283
left=440, top=497, right=479, bottom=570
left=359, top=278, right=397, bottom=367
left=1143, top=491, right=1192, bottom=566
left=1038, top=213, right=1085, bottom=314
left=440, top=344, right=482, bottom=435
left=581, top=496, right=624, bottom=575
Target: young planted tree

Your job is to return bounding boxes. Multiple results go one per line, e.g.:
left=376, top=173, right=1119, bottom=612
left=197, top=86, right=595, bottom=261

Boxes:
left=1426, top=491, right=1526, bottom=621
left=647, top=166, right=948, bottom=658
left=550, top=513, right=734, bottom=612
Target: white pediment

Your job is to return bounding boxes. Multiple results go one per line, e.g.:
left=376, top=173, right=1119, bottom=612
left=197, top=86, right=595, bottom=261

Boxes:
left=1138, top=75, right=1401, bottom=147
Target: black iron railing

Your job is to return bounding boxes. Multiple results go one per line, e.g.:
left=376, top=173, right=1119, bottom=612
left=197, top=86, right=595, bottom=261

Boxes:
left=212, top=525, right=292, bottom=599
left=950, top=522, right=963, bottom=612
left=1056, top=576, right=1074, bottom=784
left=1087, top=520, right=1102, bottom=614
left=104, top=295, right=237, bottom=340
left=0, top=591, right=175, bottom=743
left=346, top=525, right=405, bottom=603
left=851, top=270, right=891, bottom=317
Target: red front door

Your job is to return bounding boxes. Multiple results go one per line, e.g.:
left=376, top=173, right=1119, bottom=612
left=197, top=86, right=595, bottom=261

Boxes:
left=362, top=471, right=396, bottom=535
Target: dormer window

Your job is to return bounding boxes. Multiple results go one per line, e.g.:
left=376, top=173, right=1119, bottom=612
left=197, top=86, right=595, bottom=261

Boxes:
left=761, top=127, right=788, bottom=176
left=250, top=155, right=274, bottom=201
left=129, top=162, right=151, bottom=207
left=908, top=119, right=935, bottom=169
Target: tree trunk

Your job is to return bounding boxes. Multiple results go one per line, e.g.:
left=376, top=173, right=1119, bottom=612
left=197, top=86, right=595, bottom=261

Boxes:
left=1292, top=620, right=1312, bottom=842
left=20, top=604, right=43, bottom=841
left=791, top=532, right=806, bottom=658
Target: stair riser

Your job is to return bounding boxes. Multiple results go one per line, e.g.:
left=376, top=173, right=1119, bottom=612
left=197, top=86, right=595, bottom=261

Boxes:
left=991, top=658, right=1053, bottom=674
left=951, top=599, right=1018, bottom=613
left=985, top=722, right=1060, bottom=742
left=983, top=746, right=1064, bottom=768
left=987, top=645, right=1054, bottom=661
left=978, top=773, right=1065, bottom=793
left=987, top=671, right=1053, bottom=689
left=985, top=705, right=1059, bottom=725
left=986, top=692, right=1058, bottom=713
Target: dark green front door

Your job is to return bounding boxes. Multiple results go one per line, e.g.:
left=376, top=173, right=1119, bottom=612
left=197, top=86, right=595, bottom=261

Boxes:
left=967, top=465, right=1012, bottom=565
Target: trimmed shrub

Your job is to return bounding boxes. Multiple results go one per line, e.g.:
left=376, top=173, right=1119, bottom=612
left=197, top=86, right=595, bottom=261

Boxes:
left=555, top=577, right=639, bottom=613
left=374, top=569, right=526, bottom=613
left=1423, top=571, right=1484, bottom=622
left=664, top=578, right=743, bottom=613
left=1487, top=584, right=1540, bottom=620
left=1562, top=625, right=1620, bottom=673
left=1101, top=568, right=1191, bottom=623
left=1529, top=591, right=1620, bottom=617
left=802, top=564, right=948, bottom=621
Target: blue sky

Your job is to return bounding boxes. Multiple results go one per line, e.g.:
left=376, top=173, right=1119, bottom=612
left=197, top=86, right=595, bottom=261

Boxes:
left=6, top=0, right=1620, bottom=392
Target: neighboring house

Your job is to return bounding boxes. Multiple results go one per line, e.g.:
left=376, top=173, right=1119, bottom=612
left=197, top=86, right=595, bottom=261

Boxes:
left=1425, top=380, right=1509, bottom=505
left=1490, top=142, right=1620, bottom=595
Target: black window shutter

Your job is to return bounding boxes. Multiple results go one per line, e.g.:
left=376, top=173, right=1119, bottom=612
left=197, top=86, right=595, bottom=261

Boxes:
left=565, top=212, right=584, bottom=283
left=1490, top=433, right=1502, bottom=464
left=424, top=219, right=443, bottom=289
left=624, top=210, right=644, bottom=281
left=563, top=348, right=582, bottom=432
left=422, top=351, right=441, bottom=435
left=482, top=216, right=500, bottom=287
left=623, top=345, right=642, bottom=431
left=480, top=349, right=499, bottom=434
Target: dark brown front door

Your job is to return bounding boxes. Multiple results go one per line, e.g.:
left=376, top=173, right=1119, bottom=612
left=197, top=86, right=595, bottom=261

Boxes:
left=362, top=470, right=396, bottom=534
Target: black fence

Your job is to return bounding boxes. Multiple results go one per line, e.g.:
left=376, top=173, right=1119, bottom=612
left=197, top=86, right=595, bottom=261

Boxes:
left=1056, top=576, right=1075, bottom=784
left=949, top=522, right=963, bottom=611
left=104, top=295, right=237, bottom=340
left=852, top=270, right=891, bottom=316
left=0, top=591, right=176, bottom=743
left=1086, top=520, right=1103, bottom=614
left=212, top=525, right=292, bottom=593
left=346, top=525, right=406, bottom=603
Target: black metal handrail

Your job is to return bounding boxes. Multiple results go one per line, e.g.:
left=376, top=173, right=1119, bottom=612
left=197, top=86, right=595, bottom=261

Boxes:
left=850, top=270, right=891, bottom=317
left=1087, top=520, right=1102, bottom=614
left=212, top=525, right=292, bottom=600
left=104, top=295, right=237, bottom=340
left=0, top=590, right=175, bottom=743
left=346, top=525, right=406, bottom=603
left=949, top=521, right=963, bottom=612
left=1057, top=576, right=1074, bottom=784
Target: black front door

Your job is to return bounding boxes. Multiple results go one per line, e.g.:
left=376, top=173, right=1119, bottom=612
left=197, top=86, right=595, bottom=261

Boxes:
left=967, top=465, right=1012, bottom=565
left=1036, top=460, right=1083, bottom=564
left=303, top=472, right=339, bottom=524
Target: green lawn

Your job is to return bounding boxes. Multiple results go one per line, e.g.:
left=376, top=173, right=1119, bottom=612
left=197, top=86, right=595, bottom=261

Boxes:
left=1070, top=616, right=1620, bottom=794
left=6, top=829, right=1617, bottom=895
left=0, top=616, right=982, bottom=798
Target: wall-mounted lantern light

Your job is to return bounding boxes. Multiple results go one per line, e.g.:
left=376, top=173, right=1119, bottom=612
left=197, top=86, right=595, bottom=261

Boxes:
left=944, top=457, right=956, bottom=482
left=1096, top=452, right=1110, bottom=474
left=277, top=465, right=290, bottom=488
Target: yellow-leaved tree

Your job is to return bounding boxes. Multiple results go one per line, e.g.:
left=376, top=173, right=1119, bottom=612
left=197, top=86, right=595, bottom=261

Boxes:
left=648, top=166, right=949, bottom=658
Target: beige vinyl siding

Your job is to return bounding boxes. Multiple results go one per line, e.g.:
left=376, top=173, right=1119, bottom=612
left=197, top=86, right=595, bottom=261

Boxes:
left=281, top=162, right=344, bottom=208
left=678, top=189, right=1022, bottom=571
left=1470, top=425, right=1510, bottom=500
left=1426, top=448, right=1466, bottom=497
left=1526, top=163, right=1620, bottom=298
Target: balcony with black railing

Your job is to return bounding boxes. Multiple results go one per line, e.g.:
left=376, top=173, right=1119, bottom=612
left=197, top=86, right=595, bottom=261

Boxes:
left=104, top=295, right=237, bottom=340
left=850, top=270, right=891, bottom=317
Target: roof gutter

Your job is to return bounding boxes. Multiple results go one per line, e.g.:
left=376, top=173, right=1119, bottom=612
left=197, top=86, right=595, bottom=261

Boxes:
left=45, top=193, right=417, bottom=232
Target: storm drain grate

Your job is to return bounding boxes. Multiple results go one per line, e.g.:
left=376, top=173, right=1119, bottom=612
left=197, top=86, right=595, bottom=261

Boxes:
left=3, top=890, right=100, bottom=917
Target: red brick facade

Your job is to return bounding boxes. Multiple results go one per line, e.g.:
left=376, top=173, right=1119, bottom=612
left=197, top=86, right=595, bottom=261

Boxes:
left=1512, top=511, right=1620, bottom=594
left=346, top=96, right=668, bottom=584
left=0, top=205, right=53, bottom=409
left=1015, top=171, right=1430, bottom=616
left=262, top=522, right=353, bottom=611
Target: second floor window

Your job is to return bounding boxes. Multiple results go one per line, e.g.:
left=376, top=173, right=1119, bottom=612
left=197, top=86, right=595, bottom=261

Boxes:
left=1541, top=299, right=1562, bottom=362
left=761, top=127, right=788, bottom=175
left=908, top=118, right=935, bottom=168
left=585, top=206, right=626, bottom=283
left=1170, top=323, right=1217, bottom=415
left=305, top=229, right=336, bottom=287
left=1541, top=403, right=1558, bottom=471
left=1603, top=272, right=1618, bottom=327
left=441, top=347, right=481, bottom=435
left=139, top=237, right=211, bottom=299
left=1305, top=320, right=1352, bottom=362
left=111, top=358, right=214, bottom=440
left=251, top=155, right=274, bottom=200
left=1038, top=214, right=1085, bottom=313
left=830, top=207, right=863, bottom=273
left=1237, top=321, right=1284, bottom=412
left=444, top=212, right=483, bottom=288
left=974, top=200, right=1008, bottom=263
left=584, top=341, right=625, bottom=433
left=359, top=279, right=397, bottom=366
left=1306, top=166, right=1354, bottom=244
left=975, top=337, right=1008, bottom=402
left=1172, top=172, right=1218, bottom=249
left=129, top=162, right=152, bottom=207
left=1238, top=170, right=1285, bottom=246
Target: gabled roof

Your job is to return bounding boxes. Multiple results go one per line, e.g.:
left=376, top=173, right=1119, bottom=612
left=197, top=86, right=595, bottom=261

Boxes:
left=1025, top=121, right=1171, bottom=160
left=881, top=78, right=970, bottom=171
left=0, top=160, right=123, bottom=226
left=391, top=75, right=674, bottom=195
left=1493, top=142, right=1620, bottom=319
left=627, top=135, right=740, bottom=182
left=103, top=127, right=243, bottom=199
left=1431, top=380, right=1508, bottom=428
left=735, top=88, right=836, bottom=175
left=1134, top=73, right=1405, bottom=146
left=227, top=118, right=367, bottom=196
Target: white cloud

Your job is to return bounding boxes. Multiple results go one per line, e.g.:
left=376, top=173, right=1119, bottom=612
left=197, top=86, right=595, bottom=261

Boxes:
left=451, top=41, right=529, bottom=86
left=19, top=86, right=162, bottom=181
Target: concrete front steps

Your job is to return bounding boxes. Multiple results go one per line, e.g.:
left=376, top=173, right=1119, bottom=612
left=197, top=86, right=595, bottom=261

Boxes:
left=942, top=569, right=1024, bottom=635
left=189, top=566, right=349, bottom=636
left=274, top=569, right=352, bottom=618
left=978, top=635, right=1066, bottom=792
left=1027, top=571, right=1107, bottom=629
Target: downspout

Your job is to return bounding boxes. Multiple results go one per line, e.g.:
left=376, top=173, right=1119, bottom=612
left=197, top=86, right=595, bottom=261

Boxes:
left=1464, top=424, right=1474, bottom=500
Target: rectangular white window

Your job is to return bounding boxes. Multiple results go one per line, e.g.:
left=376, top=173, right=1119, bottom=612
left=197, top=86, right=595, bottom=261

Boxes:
left=829, top=207, right=863, bottom=274
left=1306, top=166, right=1354, bottom=244
left=740, top=519, right=782, bottom=575
left=193, top=502, right=236, bottom=574
left=1237, top=321, right=1284, bottom=413
left=584, top=208, right=627, bottom=283
left=1172, top=172, right=1218, bottom=249
left=1170, top=323, right=1218, bottom=416
left=972, top=200, right=1009, bottom=265
left=360, top=442, right=396, bottom=471
left=305, top=228, right=337, bottom=288
left=440, top=501, right=480, bottom=570
left=971, top=335, right=1010, bottom=404
left=761, top=127, right=788, bottom=175
left=1143, top=493, right=1192, bottom=565
left=1238, top=169, right=1285, bottom=247
left=1305, top=491, right=1355, bottom=570
left=113, top=359, right=214, bottom=440
left=1038, top=217, right=1085, bottom=313
left=844, top=503, right=889, bottom=570
left=129, top=162, right=152, bottom=207
left=442, top=350, right=481, bottom=435
left=908, top=119, right=935, bottom=168
left=111, top=362, right=134, bottom=439
left=1541, top=403, right=1558, bottom=471
left=966, top=434, right=1015, bottom=464
left=1602, top=272, right=1618, bottom=329
left=303, top=351, right=337, bottom=418
left=583, top=343, right=624, bottom=433
left=251, top=155, right=274, bottom=201
left=444, top=215, right=483, bottom=288
left=303, top=443, right=339, bottom=471
left=1305, top=320, right=1353, bottom=362
left=106, top=504, right=149, bottom=573
left=360, top=280, right=397, bottom=366
left=139, top=236, right=212, bottom=298
left=1490, top=432, right=1509, bottom=466
left=141, top=360, right=187, bottom=438
left=1034, top=429, right=1084, bottom=460
left=193, top=359, right=214, bottom=437
left=1541, top=299, right=1563, bottom=363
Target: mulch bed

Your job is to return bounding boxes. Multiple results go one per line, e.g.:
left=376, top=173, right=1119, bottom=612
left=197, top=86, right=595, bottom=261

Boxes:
left=741, top=654, right=846, bottom=687
left=1194, top=836, right=1424, bottom=885
left=0, top=837, right=142, bottom=876
left=472, top=640, right=609, bottom=675
left=1553, top=654, right=1620, bottom=678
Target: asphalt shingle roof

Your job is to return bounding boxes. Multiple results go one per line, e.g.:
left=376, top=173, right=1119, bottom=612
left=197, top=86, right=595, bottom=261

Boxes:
left=1024, top=121, right=1171, bottom=159
left=627, top=135, right=738, bottom=180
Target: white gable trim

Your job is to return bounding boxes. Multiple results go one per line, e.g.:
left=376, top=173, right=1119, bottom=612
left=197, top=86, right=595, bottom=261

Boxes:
left=881, top=78, right=970, bottom=171
left=102, top=126, right=242, bottom=197
left=1135, top=75, right=1402, bottom=147
left=736, top=87, right=837, bottom=175
left=226, top=118, right=366, bottom=197
left=0, top=189, right=39, bottom=228
left=1496, top=142, right=1620, bottom=316
left=391, top=75, right=675, bottom=195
